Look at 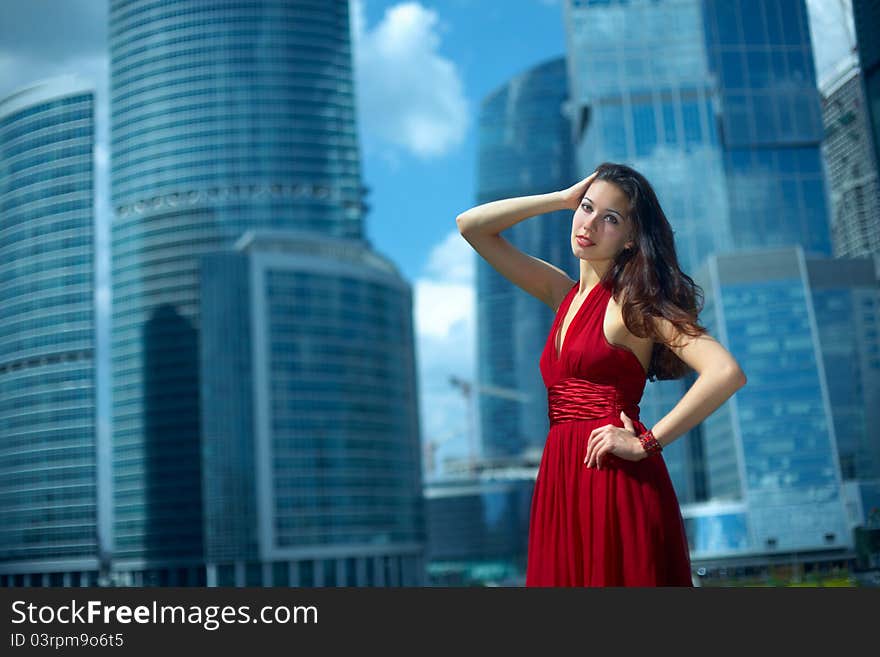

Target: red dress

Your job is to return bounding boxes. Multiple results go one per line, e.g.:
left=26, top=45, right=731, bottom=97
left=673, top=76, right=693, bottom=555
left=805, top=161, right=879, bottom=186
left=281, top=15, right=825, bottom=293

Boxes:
left=526, top=279, right=693, bottom=586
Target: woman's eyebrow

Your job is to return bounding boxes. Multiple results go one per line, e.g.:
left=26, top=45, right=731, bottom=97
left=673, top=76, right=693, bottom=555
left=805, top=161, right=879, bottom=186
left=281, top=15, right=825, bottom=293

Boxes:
left=583, top=196, right=624, bottom=219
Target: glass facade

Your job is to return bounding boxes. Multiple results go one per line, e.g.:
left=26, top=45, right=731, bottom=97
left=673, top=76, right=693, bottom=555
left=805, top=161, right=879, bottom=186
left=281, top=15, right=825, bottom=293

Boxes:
left=702, top=0, right=831, bottom=256
left=821, top=62, right=880, bottom=258
left=853, top=0, right=880, bottom=174
left=199, top=232, right=425, bottom=585
left=564, top=0, right=733, bottom=503
left=681, top=502, right=751, bottom=558
left=565, top=0, right=733, bottom=275
left=806, top=257, right=880, bottom=483
left=475, top=57, right=578, bottom=461
left=0, top=79, right=99, bottom=577
left=563, top=0, right=838, bottom=519
left=109, top=0, right=365, bottom=568
left=425, top=473, right=535, bottom=585
left=696, top=248, right=863, bottom=554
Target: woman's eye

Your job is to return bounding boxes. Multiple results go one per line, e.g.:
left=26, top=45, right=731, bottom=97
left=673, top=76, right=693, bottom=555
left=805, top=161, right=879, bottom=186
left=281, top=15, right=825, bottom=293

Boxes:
left=605, top=216, right=617, bottom=224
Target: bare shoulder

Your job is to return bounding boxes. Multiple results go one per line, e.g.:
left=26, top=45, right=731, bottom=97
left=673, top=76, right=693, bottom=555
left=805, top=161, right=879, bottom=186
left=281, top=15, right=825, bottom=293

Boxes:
left=607, top=287, right=652, bottom=345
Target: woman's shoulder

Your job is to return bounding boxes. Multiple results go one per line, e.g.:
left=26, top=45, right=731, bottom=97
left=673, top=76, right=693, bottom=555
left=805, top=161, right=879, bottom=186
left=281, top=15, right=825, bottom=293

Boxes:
left=609, top=285, right=655, bottom=341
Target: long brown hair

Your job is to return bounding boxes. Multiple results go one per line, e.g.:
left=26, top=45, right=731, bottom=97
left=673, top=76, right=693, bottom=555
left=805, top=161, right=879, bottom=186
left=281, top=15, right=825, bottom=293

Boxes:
left=593, top=162, right=707, bottom=381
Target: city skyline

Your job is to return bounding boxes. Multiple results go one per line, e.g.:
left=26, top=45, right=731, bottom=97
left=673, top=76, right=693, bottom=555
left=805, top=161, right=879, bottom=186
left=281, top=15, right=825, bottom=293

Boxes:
left=3, top=0, right=877, bottom=589
left=0, top=0, right=859, bottom=474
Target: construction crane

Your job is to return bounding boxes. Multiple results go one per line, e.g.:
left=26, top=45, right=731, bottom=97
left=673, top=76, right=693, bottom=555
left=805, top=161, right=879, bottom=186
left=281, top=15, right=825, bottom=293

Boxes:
left=422, top=426, right=461, bottom=479
left=447, top=375, right=530, bottom=476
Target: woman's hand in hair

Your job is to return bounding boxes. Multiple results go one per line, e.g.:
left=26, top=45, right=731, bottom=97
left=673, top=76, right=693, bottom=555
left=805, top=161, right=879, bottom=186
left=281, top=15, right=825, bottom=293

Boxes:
left=558, top=170, right=599, bottom=210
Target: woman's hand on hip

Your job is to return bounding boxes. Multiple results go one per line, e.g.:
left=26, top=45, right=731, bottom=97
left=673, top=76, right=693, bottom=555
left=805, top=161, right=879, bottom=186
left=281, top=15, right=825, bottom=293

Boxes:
left=584, top=411, right=647, bottom=468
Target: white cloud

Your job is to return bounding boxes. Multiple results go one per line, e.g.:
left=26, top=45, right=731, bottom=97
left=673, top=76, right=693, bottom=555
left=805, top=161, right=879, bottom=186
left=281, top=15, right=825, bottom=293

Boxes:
left=805, top=0, right=856, bottom=87
left=351, top=0, right=469, bottom=159
left=413, top=229, right=477, bottom=476
left=423, top=228, right=474, bottom=285
left=415, top=228, right=474, bottom=339
left=414, top=278, right=473, bottom=340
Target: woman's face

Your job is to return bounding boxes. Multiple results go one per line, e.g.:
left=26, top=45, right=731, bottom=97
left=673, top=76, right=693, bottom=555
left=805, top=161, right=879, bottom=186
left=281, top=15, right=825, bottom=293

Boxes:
left=571, top=179, right=634, bottom=261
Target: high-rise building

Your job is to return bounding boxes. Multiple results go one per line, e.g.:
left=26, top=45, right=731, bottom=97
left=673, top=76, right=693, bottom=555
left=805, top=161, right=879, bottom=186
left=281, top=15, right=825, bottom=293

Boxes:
left=108, top=0, right=421, bottom=585
left=702, top=0, right=831, bottom=257
left=563, top=0, right=733, bottom=275
left=475, top=57, right=578, bottom=463
left=425, top=471, right=534, bottom=586
left=852, top=0, right=880, bottom=172
left=821, top=59, right=880, bottom=257
left=692, top=246, right=879, bottom=565
left=197, top=231, right=425, bottom=586
left=562, top=0, right=835, bottom=511
left=0, top=76, right=102, bottom=586
left=563, top=0, right=734, bottom=504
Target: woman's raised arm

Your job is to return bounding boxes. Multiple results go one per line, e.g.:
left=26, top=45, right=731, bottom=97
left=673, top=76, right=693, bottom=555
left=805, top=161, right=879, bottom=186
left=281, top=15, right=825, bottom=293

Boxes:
left=455, top=172, right=597, bottom=310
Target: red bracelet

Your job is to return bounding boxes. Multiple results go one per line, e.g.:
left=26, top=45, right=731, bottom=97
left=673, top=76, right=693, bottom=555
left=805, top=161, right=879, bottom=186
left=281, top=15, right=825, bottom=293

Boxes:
left=638, top=429, right=663, bottom=455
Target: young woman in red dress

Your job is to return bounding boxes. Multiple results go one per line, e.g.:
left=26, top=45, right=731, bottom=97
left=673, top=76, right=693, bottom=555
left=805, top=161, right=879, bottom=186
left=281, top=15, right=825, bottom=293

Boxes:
left=456, top=162, right=747, bottom=586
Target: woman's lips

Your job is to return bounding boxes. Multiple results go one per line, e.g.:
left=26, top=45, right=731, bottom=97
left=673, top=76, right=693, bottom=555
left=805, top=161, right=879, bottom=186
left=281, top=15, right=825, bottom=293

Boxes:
left=576, top=236, right=594, bottom=247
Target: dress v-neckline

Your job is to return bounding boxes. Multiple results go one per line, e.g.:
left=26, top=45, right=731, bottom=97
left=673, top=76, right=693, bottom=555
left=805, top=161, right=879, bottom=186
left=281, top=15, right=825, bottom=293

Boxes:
left=553, top=281, right=603, bottom=361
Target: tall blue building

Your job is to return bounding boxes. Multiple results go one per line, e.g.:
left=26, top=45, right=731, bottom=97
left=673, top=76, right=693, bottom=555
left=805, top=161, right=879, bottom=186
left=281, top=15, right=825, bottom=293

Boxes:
left=0, top=76, right=102, bottom=586
left=564, top=0, right=733, bottom=275
left=563, top=0, right=734, bottom=504
left=702, top=0, right=831, bottom=257
left=821, top=60, right=880, bottom=257
left=853, top=0, right=880, bottom=173
left=476, top=57, right=578, bottom=462
left=562, top=0, right=834, bottom=511
left=198, top=231, right=425, bottom=586
left=109, top=0, right=421, bottom=585
left=692, top=247, right=879, bottom=565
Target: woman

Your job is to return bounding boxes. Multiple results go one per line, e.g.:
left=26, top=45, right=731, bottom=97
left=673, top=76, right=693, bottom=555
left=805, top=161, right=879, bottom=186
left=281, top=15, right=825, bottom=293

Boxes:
left=456, top=162, right=747, bottom=586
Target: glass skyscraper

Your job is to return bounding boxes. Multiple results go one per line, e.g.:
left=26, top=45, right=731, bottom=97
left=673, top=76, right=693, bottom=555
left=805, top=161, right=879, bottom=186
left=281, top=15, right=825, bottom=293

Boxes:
left=853, top=0, right=880, bottom=175
left=562, top=0, right=835, bottom=509
left=693, top=246, right=878, bottom=560
left=702, top=0, right=831, bottom=257
left=198, top=231, right=425, bottom=586
left=821, top=61, right=880, bottom=257
left=108, top=0, right=421, bottom=585
left=563, top=0, right=733, bottom=503
left=475, top=56, right=578, bottom=462
left=0, top=76, right=102, bottom=586
left=564, top=0, right=733, bottom=275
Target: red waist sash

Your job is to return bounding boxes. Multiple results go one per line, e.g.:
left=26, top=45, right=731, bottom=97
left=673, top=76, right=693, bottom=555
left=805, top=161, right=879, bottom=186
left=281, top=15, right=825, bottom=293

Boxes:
left=547, top=377, right=640, bottom=426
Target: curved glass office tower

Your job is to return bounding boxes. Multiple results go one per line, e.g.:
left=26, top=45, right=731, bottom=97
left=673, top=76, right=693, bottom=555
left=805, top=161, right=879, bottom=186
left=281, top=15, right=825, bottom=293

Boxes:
left=476, top=57, right=577, bottom=462
left=199, top=232, right=424, bottom=586
left=0, top=77, right=100, bottom=586
left=110, top=0, right=423, bottom=584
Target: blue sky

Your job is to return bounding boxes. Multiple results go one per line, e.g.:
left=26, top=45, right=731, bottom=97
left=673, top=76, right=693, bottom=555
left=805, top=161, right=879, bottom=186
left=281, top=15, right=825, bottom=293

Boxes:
left=0, top=0, right=856, bottom=478
left=353, top=0, right=566, bottom=279
left=349, top=0, right=568, bottom=474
